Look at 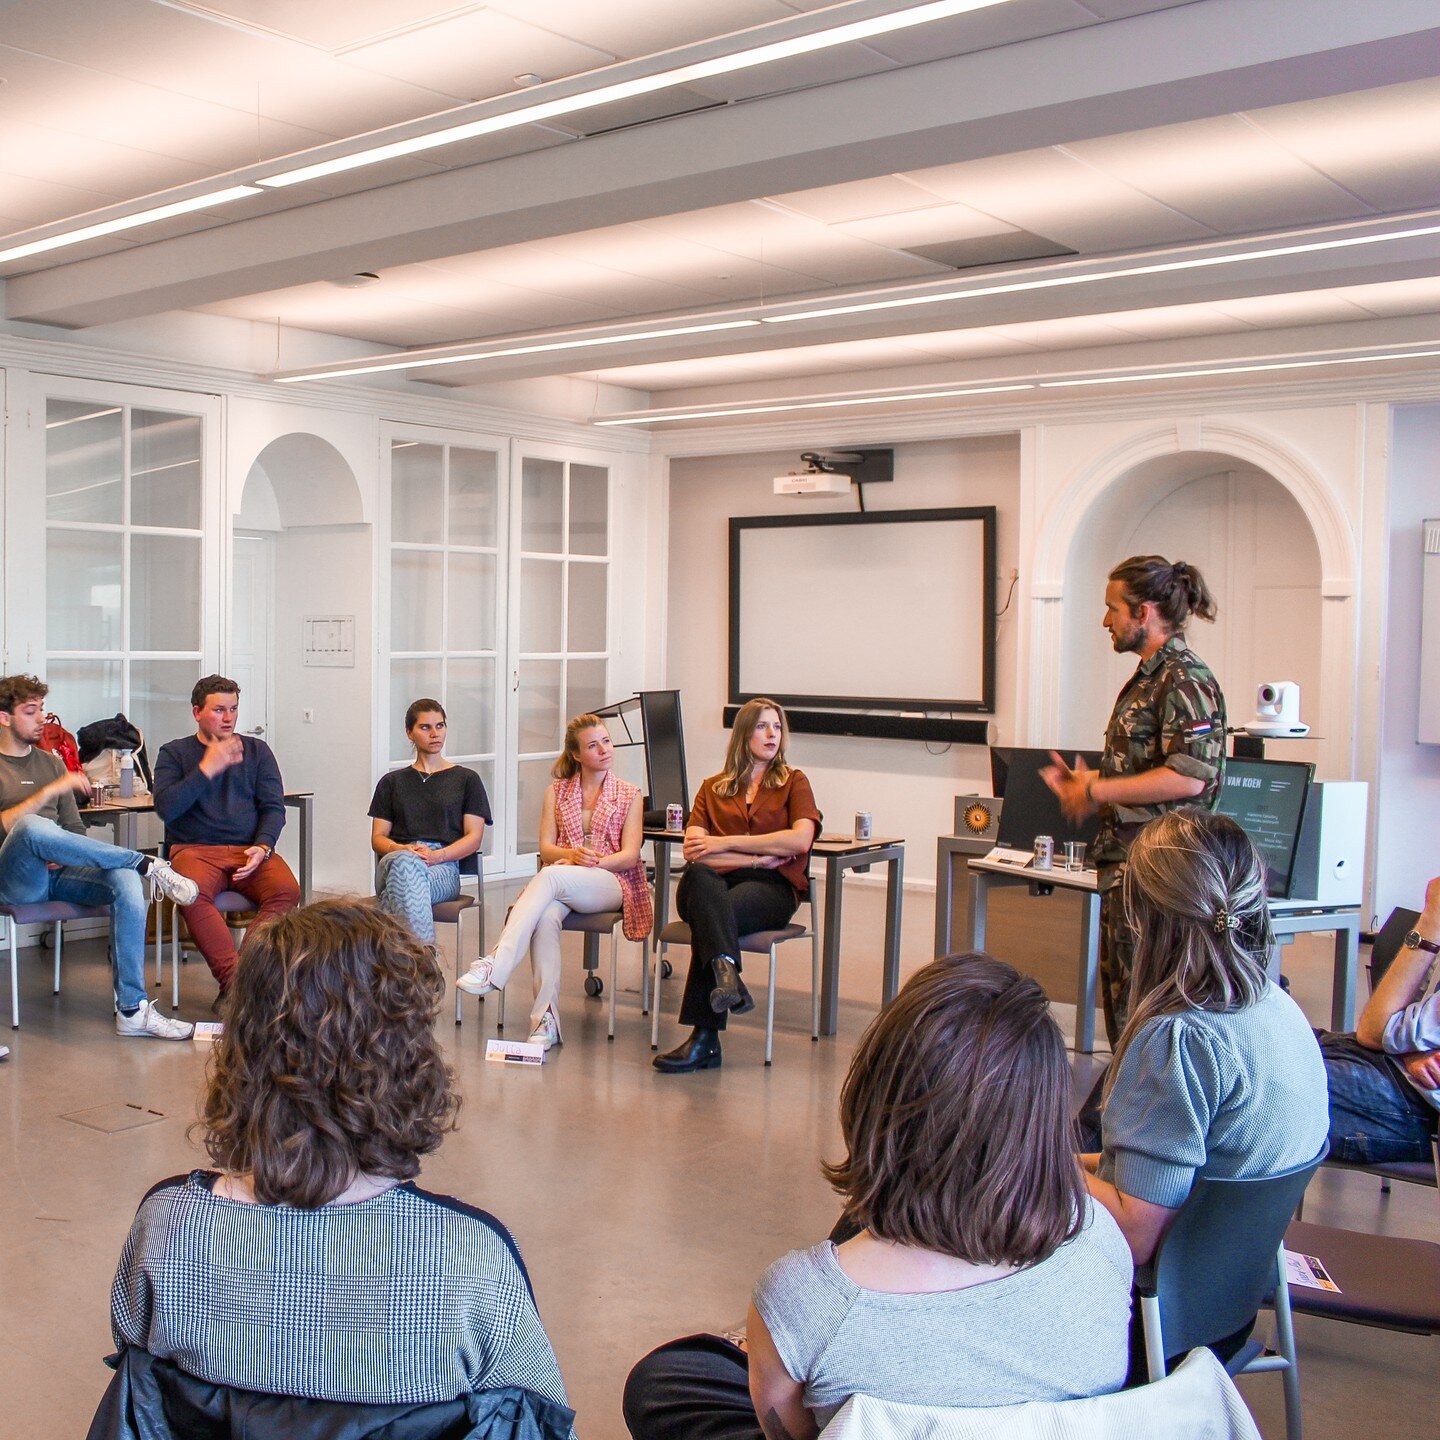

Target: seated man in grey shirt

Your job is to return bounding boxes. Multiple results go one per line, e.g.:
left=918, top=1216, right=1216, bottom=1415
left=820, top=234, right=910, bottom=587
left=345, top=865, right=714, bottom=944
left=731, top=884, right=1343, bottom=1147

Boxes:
left=1320, top=875, right=1440, bottom=1165
left=0, top=675, right=200, bottom=1043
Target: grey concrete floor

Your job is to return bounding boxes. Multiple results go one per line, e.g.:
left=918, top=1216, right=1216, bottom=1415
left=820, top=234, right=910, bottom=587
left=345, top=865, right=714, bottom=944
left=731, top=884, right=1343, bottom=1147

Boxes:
left=1, top=876, right=1434, bottom=1438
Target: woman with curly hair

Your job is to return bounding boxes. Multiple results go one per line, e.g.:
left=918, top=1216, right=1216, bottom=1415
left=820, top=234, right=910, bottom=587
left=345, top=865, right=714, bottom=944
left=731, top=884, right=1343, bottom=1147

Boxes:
left=106, top=900, right=572, bottom=1422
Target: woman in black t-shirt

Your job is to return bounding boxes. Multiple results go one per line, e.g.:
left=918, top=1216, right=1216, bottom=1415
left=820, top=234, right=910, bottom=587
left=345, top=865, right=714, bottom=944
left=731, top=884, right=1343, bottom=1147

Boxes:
left=368, top=698, right=491, bottom=947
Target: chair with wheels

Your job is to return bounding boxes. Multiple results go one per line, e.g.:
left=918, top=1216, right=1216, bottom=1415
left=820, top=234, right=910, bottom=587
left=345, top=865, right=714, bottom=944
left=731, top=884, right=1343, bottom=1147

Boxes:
left=648, top=899, right=820, bottom=1066
left=1, top=901, right=112, bottom=1028
left=1135, top=1151, right=1326, bottom=1440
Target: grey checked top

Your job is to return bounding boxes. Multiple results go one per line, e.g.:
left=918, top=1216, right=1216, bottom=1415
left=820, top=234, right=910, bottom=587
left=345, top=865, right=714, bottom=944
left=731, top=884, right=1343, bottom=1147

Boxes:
left=111, top=1172, right=571, bottom=1425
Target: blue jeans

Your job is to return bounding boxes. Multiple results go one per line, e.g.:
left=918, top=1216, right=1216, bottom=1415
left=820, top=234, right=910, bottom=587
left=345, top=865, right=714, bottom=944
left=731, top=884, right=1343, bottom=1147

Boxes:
left=1320, top=1031, right=1438, bottom=1164
left=0, top=815, right=150, bottom=1012
left=375, top=845, right=460, bottom=946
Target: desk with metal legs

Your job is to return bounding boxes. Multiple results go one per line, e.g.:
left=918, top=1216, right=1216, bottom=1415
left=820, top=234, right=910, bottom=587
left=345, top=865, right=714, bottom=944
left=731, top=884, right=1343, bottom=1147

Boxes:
left=82, top=791, right=316, bottom=904
left=646, top=830, right=906, bottom=1037
left=964, top=855, right=1363, bottom=1052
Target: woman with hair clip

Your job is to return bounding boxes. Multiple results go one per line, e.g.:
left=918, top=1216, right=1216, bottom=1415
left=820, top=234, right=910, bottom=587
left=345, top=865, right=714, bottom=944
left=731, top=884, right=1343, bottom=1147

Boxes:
left=624, top=955, right=1133, bottom=1440
left=1082, top=808, right=1328, bottom=1276
left=106, top=901, right=573, bottom=1432
left=457, top=713, right=651, bottom=1051
left=369, top=697, right=491, bottom=947
left=653, top=697, right=822, bottom=1074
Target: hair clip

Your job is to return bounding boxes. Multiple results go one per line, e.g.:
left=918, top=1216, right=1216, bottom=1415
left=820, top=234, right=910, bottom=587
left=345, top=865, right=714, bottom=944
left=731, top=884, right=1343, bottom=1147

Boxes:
left=1212, top=910, right=1240, bottom=935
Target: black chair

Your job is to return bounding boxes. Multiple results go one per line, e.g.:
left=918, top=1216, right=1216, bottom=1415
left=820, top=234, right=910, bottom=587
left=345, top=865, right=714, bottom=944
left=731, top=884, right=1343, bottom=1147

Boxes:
left=1281, top=1219, right=1440, bottom=1336
left=1135, top=1151, right=1326, bottom=1440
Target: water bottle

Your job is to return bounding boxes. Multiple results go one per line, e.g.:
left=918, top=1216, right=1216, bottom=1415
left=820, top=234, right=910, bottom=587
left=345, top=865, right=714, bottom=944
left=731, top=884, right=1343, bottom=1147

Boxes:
left=119, top=750, right=135, bottom=799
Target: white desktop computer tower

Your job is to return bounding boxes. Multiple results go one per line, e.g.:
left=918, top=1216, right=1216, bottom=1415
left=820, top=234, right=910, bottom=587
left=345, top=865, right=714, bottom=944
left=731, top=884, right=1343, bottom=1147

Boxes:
left=1288, top=781, right=1367, bottom=906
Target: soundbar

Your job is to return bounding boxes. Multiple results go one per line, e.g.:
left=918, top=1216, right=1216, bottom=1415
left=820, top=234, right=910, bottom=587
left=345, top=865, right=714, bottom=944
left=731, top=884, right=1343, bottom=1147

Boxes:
left=723, top=707, right=991, bottom=745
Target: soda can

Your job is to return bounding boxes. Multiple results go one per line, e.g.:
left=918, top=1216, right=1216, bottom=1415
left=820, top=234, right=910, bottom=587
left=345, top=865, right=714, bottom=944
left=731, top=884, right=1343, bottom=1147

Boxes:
left=665, top=803, right=685, bottom=833
left=854, top=811, right=873, bottom=841
left=1033, top=835, right=1054, bottom=871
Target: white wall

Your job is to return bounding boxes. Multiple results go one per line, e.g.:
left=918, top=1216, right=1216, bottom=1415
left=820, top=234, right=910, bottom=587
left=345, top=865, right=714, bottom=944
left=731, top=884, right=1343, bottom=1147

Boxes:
left=1370, top=405, right=1440, bottom=922
left=666, top=436, right=1021, bottom=885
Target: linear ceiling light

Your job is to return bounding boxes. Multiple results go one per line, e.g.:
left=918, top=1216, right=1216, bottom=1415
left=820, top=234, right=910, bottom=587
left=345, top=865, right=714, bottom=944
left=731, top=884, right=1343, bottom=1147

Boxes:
left=256, top=0, right=1016, bottom=188
left=0, top=187, right=261, bottom=266
left=1038, top=347, right=1440, bottom=388
left=274, top=319, right=763, bottom=383
left=593, top=381, right=1034, bottom=425
left=759, top=221, right=1440, bottom=324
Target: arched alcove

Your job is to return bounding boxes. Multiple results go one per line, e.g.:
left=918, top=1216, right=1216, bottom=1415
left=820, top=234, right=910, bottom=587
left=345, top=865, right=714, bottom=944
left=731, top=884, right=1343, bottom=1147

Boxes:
left=1055, top=452, right=1323, bottom=764
left=231, top=432, right=373, bottom=892
left=1025, top=422, right=1359, bottom=779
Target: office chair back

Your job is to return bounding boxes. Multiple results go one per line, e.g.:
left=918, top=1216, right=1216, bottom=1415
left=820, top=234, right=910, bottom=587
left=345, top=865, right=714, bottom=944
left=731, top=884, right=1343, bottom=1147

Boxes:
left=1368, top=906, right=1421, bottom=991
left=1136, top=1150, right=1325, bottom=1366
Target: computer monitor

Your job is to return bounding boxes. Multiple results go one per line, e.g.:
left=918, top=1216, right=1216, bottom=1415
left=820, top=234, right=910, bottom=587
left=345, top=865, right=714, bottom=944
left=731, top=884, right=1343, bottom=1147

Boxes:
left=1214, top=758, right=1314, bottom=899
left=638, top=689, right=689, bottom=829
left=991, top=746, right=1103, bottom=852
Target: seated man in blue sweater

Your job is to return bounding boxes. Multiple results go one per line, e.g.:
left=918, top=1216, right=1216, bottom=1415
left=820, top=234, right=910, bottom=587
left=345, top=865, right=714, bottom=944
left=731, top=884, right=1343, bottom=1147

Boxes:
left=153, top=676, right=300, bottom=999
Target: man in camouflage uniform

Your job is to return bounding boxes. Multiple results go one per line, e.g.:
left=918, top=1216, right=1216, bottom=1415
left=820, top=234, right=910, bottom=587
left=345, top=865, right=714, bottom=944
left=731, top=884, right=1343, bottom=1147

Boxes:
left=1045, top=558, right=1226, bottom=1046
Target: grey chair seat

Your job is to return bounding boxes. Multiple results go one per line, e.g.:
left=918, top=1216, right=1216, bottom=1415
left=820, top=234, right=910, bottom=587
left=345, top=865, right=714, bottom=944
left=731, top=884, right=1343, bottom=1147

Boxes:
left=431, top=895, right=476, bottom=924
left=1320, top=1155, right=1437, bottom=1189
left=211, top=890, right=255, bottom=914
left=1283, top=1220, right=1440, bottom=1333
left=562, top=909, right=622, bottom=935
left=3, top=902, right=112, bottom=1028
left=656, top=919, right=807, bottom=951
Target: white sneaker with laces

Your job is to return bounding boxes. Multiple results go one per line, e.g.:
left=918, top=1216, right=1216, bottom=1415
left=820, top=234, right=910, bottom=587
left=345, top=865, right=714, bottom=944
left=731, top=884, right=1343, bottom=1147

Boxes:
left=528, top=1010, right=560, bottom=1052
left=146, top=859, right=199, bottom=908
left=455, top=956, right=497, bottom=996
left=117, top=999, right=195, bottom=1041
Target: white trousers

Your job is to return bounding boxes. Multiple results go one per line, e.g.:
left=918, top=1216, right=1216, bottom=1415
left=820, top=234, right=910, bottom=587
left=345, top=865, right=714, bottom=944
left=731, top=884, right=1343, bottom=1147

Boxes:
left=489, top=864, right=624, bottom=1034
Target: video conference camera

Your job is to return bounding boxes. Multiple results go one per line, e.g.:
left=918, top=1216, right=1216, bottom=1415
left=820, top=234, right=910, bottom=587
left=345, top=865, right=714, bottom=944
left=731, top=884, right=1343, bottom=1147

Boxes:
left=1244, top=681, right=1310, bottom=738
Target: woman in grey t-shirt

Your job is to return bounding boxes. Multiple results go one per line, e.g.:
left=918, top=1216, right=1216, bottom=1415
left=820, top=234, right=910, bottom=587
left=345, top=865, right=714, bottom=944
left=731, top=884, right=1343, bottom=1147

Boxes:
left=624, top=956, right=1133, bottom=1440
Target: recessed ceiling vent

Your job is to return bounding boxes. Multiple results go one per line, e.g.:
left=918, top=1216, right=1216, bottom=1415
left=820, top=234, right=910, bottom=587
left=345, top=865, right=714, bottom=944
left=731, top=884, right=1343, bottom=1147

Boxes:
left=901, top=230, right=1077, bottom=271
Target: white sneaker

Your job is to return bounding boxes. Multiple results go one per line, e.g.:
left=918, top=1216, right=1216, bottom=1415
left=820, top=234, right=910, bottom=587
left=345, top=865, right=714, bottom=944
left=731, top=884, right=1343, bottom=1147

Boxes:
left=117, top=999, right=196, bottom=1041
left=528, top=1010, right=560, bottom=1052
left=147, top=859, right=199, bottom=907
left=455, top=956, right=497, bottom=996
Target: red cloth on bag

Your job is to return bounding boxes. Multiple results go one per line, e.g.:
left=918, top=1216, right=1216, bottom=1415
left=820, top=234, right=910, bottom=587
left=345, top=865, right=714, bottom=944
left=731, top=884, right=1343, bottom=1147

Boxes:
left=39, top=713, right=83, bottom=772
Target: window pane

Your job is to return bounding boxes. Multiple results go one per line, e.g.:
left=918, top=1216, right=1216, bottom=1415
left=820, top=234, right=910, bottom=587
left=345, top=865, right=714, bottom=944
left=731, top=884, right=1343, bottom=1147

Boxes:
left=45, top=658, right=121, bottom=734
left=130, top=534, right=201, bottom=651
left=390, top=551, right=443, bottom=652
left=568, top=463, right=608, bottom=556
left=520, top=558, right=563, bottom=652
left=449, top=447, right=499, bottom=547
left=131, top=410, right=202, bottom=529
left=445, top=657, right=496, bottom=758
left=130, top=658, right=200, bottom=752
left=516, top=758, right=554, bottom=855
left=46, top=399, right=123, bottom=524
left=390, top=658, right=444, bottom=762
left=520, top=456, right=564, bottom=553
left=518, top=659, right=563, bottom=753
left=566, top=659, right=609, bottom=722
left=47, top=528, right=122, bottom=650
left=566, top=561, right=607, bottom=653
left=391, top=442, right=443, bottom=544
left=447, top=551, right=496, bottom=652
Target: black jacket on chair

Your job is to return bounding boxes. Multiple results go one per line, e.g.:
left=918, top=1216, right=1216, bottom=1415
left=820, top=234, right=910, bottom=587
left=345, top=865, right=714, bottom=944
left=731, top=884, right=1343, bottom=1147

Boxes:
left=87, top=1347, right=576, bottom=1440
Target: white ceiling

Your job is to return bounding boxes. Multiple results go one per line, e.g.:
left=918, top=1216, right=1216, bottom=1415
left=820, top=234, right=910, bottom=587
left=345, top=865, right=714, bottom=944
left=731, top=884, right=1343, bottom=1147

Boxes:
left=2, top=0, right=1439, bottom=410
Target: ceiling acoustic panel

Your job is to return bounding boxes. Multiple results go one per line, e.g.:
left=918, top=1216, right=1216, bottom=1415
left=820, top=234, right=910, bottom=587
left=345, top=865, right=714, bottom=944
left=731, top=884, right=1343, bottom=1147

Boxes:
left=900, top=230, right=1077, bottom=270
left=160, top=1, right=484, bottom=52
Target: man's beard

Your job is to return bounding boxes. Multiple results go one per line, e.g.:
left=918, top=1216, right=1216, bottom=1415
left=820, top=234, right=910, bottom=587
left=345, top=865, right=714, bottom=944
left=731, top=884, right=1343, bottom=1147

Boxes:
left=1110, top=621, right=1146, bottom=654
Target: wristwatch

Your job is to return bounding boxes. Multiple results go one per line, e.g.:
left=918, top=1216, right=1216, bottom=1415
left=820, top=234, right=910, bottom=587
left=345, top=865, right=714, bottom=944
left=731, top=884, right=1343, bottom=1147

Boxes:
left=1402, top=929, right=1440, bottom=955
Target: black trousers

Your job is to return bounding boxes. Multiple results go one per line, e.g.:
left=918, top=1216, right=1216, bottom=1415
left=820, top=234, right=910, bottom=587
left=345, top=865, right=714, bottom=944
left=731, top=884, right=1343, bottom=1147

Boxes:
left=623, top=1335, right=762, bottom=1440
left=674, top=865, right=797, bottom=1030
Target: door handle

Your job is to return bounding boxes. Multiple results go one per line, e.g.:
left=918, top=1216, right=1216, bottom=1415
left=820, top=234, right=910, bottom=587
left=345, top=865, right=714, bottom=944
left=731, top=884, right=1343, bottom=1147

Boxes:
left=243, top=726, right=266, bottom=736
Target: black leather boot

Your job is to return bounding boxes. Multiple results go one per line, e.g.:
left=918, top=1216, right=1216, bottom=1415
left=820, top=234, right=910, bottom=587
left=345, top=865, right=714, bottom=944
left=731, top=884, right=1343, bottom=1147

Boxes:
left=709, top=956, right=755, bottom=1015
left=653, top=1027, right=722, bottom=1073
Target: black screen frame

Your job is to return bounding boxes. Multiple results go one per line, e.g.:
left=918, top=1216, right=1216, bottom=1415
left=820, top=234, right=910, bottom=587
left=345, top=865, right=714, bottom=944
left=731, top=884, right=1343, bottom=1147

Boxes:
left=727, top=506, right=997, bottom=713
left=1215, top=757, right=1315, bottom=900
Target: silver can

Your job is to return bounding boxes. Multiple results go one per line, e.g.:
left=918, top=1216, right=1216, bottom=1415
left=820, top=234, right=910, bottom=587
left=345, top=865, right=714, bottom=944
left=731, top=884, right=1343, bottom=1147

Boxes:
left=1033, top=835, right=1054, bottom=871
left=854, top=811, right=873, bottom=842
left=665, top=803, right=685, bottom=833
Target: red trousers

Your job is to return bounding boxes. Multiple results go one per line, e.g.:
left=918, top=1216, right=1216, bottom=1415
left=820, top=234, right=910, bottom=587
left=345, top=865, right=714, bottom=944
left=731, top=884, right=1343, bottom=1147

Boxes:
left=169, top=844, right=301, bottom=989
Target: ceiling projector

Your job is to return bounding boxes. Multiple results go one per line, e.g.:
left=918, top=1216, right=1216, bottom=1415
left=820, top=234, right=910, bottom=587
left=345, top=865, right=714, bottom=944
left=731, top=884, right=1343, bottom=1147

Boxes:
left=774, top=469, right=851, bottom=497
left=1244, top=680, right=1310, bottom=737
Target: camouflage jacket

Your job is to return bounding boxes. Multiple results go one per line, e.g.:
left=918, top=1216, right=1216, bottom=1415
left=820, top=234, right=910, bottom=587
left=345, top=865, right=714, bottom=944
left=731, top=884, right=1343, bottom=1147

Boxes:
left=1093, top=633, right=1227, bottom=873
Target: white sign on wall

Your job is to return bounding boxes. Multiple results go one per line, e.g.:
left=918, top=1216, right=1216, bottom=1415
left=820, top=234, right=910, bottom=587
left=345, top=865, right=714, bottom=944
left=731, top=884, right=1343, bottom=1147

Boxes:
left=303, top=615, right=355, bottom=668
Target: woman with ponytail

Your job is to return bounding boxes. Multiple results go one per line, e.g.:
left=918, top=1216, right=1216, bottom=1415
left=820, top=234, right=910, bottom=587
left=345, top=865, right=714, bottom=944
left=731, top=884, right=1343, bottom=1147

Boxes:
left=624, top=955, right=1132, bottom=1440
left=1043, top=554, right=1228, bottom=1044
left=1081, top=808, right=1328, bottom=1271
left=456, top=714, right=650, bottom=1050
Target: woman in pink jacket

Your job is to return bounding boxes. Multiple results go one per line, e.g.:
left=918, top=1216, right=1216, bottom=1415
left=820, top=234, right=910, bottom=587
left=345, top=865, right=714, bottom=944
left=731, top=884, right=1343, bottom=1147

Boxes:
left=457, top=714, right=652, bottom=1050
